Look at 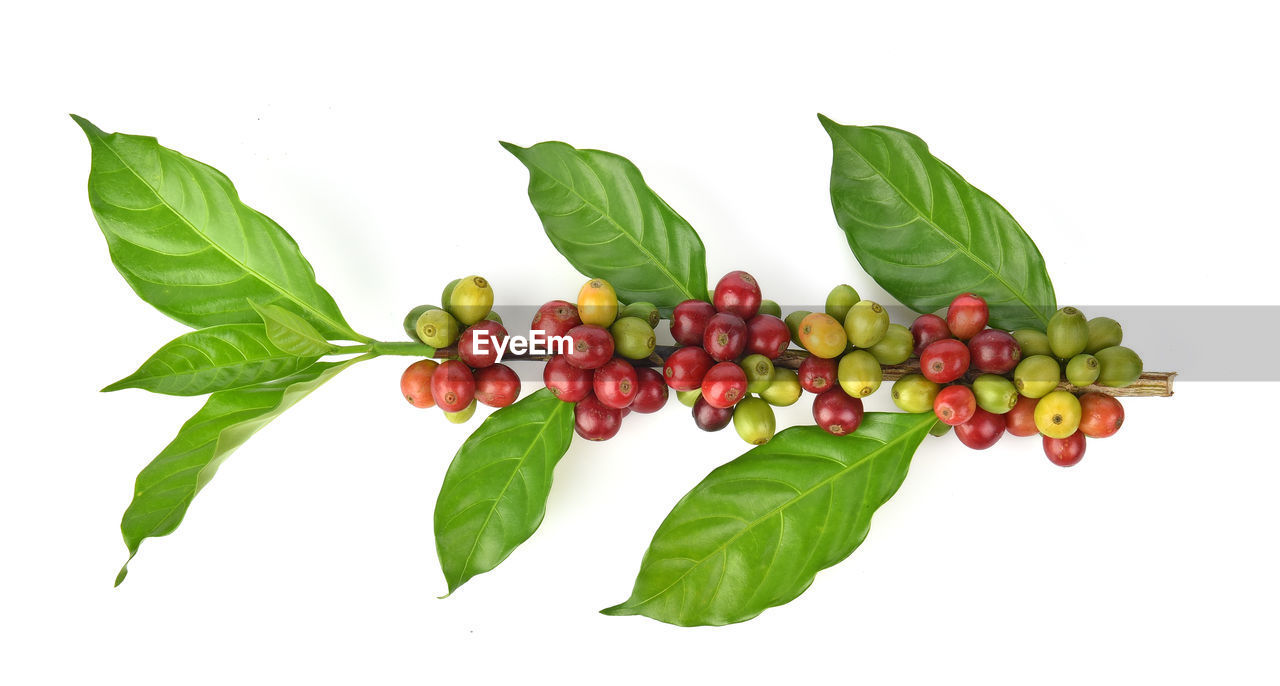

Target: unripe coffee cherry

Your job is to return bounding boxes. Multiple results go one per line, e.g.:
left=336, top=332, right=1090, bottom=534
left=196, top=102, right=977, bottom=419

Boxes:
left=619, top=301, right=660, bottom=328
left=574, top=394, right=622, bottom=441
left=1004, top=395, right=1040, bottom=437
left=676, top=388, right=702, bottom=407
left=701, top=362, right=748, bottom=409
left=444, top=399, right=478, bottom=424
left=1011, top=329, right=1053, bottom=357
left=1078, top=392, right=1124, bottom=438
left=1013, top=355, right=1061, bottom=398
left=543, top=355, right=593, bottom=402
left=972, top=373, right=1019, bottom=414
left=785, top=311, right=811, bottom=346
left=868, top=324, right=913, bottom=365
left=892, top=374, right=940, bottom=413
left=946, top=293, right=989, bottom=341
left=577, top=279, right=619, bottom=327
left=663, top=346, right=714, bottom=391
left=759, top=368, right=802, bottom=407
left=610, top=317, right=656, bottom=360
left=1034, top=390, right=1082, bottom=439
left=837, top=350, right=882, bottom=398
left=531, top=300, right=581, bottom=339
left=798, top=313, right=848, bottom=359
left=1095, top=346, right=1143, bottom=388
left=1065, top=354, right=1100, bottom=387
left=474, top=363, right=520, bottom=408
left=741, top=354, right=775, bottom=394
left=798, top=355, right=838, bottom=394
left=1047, top=306, right=1089, bottom=359
left=400, top=359, right=439, bottom=408
left=692, top=395, right=734, bottom=432
left=416, top=308, right=461, bottom=349
left=745, top=314, right=791, bottom=360
left=703, top=312, right=748, bottom=362
left=933, top=384, right=977, bottom=426
left=564, top=324, right=615, bottom=370
left=440, top=278, right=461, bottom=311
left=812, top=387, right=865, bottom=436
left=448, top=275, right=494, bottom=326
left=484, top=311, right=503, bottom=325
left=592, top=358, right=639, bottom=409
left=403, top=304, right=439, bottom=342
left=1043, top=431, right=1086, bottom=467
left=629, top=367, right=669, bottom=414
left=713, top=270, right=762, bottom=319
left=757, top=299, right=783, bottom=318
left=954, top=408, right=1006, bottom=449
left=910, top=314, right=951, bottom=355
left=733, top=397, right=776, bottom=445
left=921, top=339, right=970, bottom=383
left=1085, top=317, right=1124, bottom=354
left=825, top=284, right=860, bottom=323
left=670, top=300, right=717, bottom=346
left=458, top=320, right=508, bottom=368
left=844, top=300, right=889, bottom=348
left=968, top=329, right=1021, bottom=374
left=430, top=360, right=476, bottom=413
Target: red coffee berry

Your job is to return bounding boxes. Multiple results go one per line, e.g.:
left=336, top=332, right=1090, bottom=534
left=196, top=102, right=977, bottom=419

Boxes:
left=911, top=314, right=952, bottom=355
left=564, top=324, right=614, bottom=370
left=1043, top=431, right=1086, bottom=467
left=592, top=358, right=639, bottom=409
left=670, top=299, right=717, bottom=346
left=629, top=367, right=669, bottom=414
left=1004, top=395, right=1040, bottom=437
left=713, top=270, right=762, bottom=319
left=701, top=361, right=748, bottom=409
left=692, top=395, right=734, bottom=432
left=703, top=312, right=747, bottom=362
left=968, top=329, right=1021, bottom=374
left=812, top=387, right=865, bottom=436
left=663, top=346, right=714, bottom=391
left=921, top=339, right=971, bottom=383
left=947, top=293, right=989, bottom=341
left=933, top=384, right=977, bottom=426
left=954, top=408, right=1005, bottom=449
left=457, top=320, right=508, bottom=368
left=400, top=359, right=439, bottom=408
left=745, top=314, right=790, bottom=359
left=430, top=360, right=476, bottom=412
left=474, top=363, right=520, bottom=408
left=1078, top=393, right=1124, bottom=438
left=531, top=299, right=581, bottom=339
left=574, top=394, right=622, bottom=441
left=543, top=355, right=593, bottom=402
left=798, top=355, right=838, bottom=394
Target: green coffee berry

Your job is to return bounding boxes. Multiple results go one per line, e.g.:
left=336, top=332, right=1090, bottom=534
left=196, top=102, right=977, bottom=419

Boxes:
left=825, top=284, right=861, bottom=323
left=1085, top=317, right=1123, bottom=354
left=844, top=300, right=889, bottom=348
left=741, top=354, right=776, bottom=394
left=1065, top=354, right=1100, bottom=387
left=403, top=304, right=439, bottom=342
left=1011, top=329, right=1053, bottom=357
left=484, top=311, right=503, bottom=325
left=973, top=374, right=1019, bottom=414
left=676, top=388, right=702, bottom=407
left=416, top=308, right=461, bottom=348
left=733, top=397, right=776, bottom=445
left=444, top=398, right=478, bottom=424
left=758, top=299, right=782, bottom=318
left=837, top=350, right=883, bottom=398
left=1095, top=346, right=1143, bottom=388
left=440, top=278, right=461, bottom=310
left=891, top=373, right=940, bottom=413
left=929, top=420, right=952, bottom=437
left=867, top=323, right=913, bottom=365
left=448, top=275, right=494, bottom=325
left=759, top=368, right=801, bottom=407
left=610, top=316, right=656, bottom=360
left=620, top=301, right=660, bottom=328
left=1047, top=306, right=1089, bottom=359
left=1013, top=354, right=1061, bottom=398
left=785, top=310, right=811, bottom=346
left=1034, top=390, right=1081, bottom=439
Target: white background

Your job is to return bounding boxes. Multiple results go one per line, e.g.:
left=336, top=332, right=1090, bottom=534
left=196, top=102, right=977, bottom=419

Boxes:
left=3, top=2, right=1277, bottom=683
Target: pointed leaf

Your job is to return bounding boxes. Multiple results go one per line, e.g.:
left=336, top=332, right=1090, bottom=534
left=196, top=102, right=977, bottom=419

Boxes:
left=249, top=301, right=337, bottom=357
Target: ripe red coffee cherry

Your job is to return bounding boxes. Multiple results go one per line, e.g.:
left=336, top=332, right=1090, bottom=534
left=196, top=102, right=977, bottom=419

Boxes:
left=692, top=395, right=734, bottom=432
left=629, top=367, right=669, bottom=414
left=921, top=339, right=970, bottom=383
left=713, top=270, right=762, bottom=319
left=543, top=355, right=593, bottom=402
left=701, top=361, right=748, bottom=409
left=1043, top=431, right=1086, bottom=467
left=400, top=359, right=439, bottom=408
left=670, top=299, right=717, bottom=346
left=663, top=346, right=714, bottom=391
left=474, top=363, right=520, bottom=408
left=457, top=320, right=508, bottom=368
left=1004, top=395, right=1040, bottom=437
left=933, top=384, right=977, bottom=426
left=574, top=394, right=622, bottom=441
left=745, top=314, right=790, bottom=360
left=592, top=358, right=639, bottom=409
left=564, top=324, right=615, bottom=369
left=1078, top=392, right=1124, bottom=438
left=530, top=299, right=581, bottom=339
left=812, top=387, right=865, bottom=436
left=430, top=360, right=476, bottom=412
left=968, top=329, right=1021, bottom=374
left=911, top=314, right=952, bottom=355
left=947, top=293, right=989, bottom=341
left=703, top=312, right=748, bottom=361
left=798, top=355, right=838, bottom=394
left=954, top=408, right=1005, bottom=449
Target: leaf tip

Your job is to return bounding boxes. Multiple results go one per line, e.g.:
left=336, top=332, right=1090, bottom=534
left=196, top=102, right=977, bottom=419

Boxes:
left=498, top=140, right=524, bottom=155
left=816, top=112, right=841, bottom=134
left=599, top=603, right=635, bottom=617
left=114, top=566, right=128, bottom=587
left=70, top=114, right=102, bottom=138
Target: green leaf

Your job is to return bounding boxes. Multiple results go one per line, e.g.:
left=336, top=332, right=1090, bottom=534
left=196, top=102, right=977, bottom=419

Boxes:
left=603, top=412, right=937, bottom=626
left=819, top=115, right=1056, bottom=331
left=435, top=388, right=575, bottom=594
left=73, top=116, right=364, bottom=342
left=115, top=357, right=364, bottom=585
left=249, top=301, right=337, bottom=357
left=103, top=323, right=320, bottom=396
left=503, top=141, right=710, bottom=307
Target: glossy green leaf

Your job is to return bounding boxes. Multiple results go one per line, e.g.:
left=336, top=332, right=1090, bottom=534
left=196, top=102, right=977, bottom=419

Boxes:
left=103, top=323, right=320, bottom=396
left=603, top=412, right=937, bottom=626
left=73, top=116, right=364, bottom=341
left=435, top=389, right=575, bottom=594
left=819, top=115, right=1056, bottom=330
left=250, top=301, right=337, bottom=357
left=115, top=357, right=364, bottom=585
left=503, top=141, right=710, bottom=307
